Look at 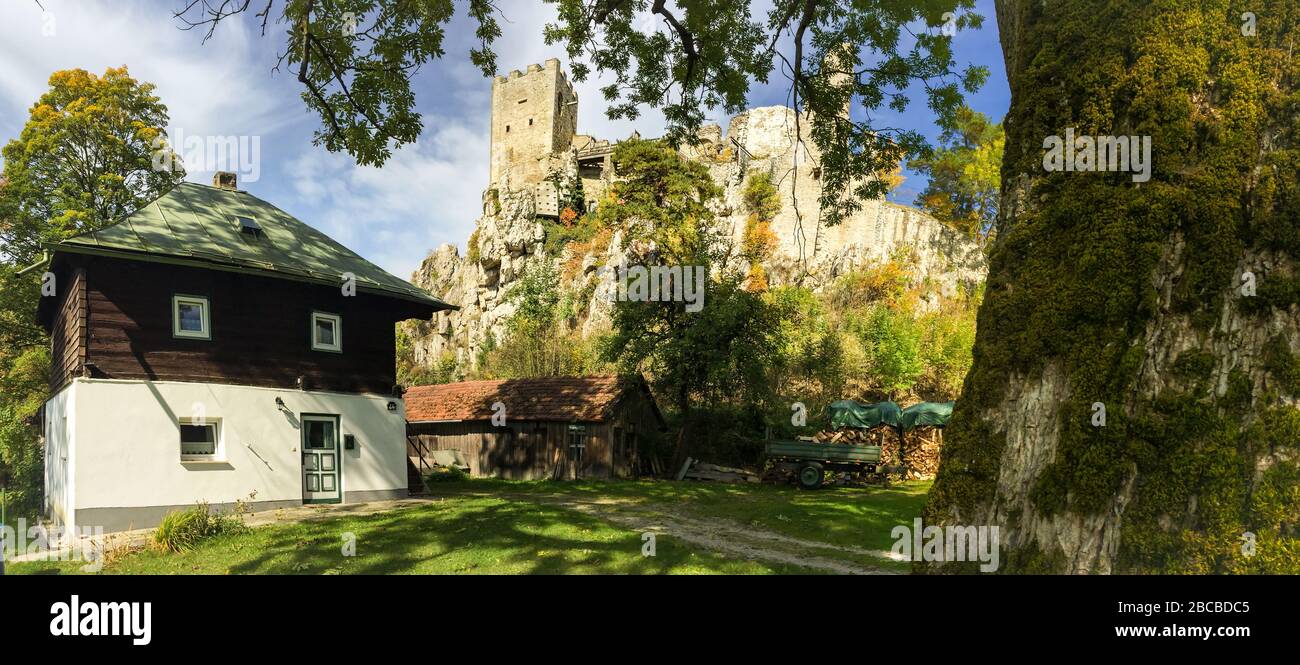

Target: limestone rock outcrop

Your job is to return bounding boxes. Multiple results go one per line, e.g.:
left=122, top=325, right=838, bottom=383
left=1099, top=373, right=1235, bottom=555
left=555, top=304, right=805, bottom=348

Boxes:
left=407, top=103, right=987, bottom=372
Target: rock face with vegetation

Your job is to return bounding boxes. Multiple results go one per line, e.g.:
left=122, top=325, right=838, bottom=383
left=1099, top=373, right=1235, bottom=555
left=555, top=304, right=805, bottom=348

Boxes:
left=923, top=0, right=1299, bottom=574
left=406, top=99, right=987, bottom=374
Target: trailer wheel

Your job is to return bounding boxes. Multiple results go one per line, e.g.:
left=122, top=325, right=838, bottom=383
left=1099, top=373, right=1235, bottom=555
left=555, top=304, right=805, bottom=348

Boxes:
left=798, top=462, right=825, bottom=490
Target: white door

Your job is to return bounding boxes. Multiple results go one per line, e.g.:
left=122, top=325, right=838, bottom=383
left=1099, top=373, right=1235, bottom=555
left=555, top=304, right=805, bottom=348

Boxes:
left=302, top=416, right=341, bottom=504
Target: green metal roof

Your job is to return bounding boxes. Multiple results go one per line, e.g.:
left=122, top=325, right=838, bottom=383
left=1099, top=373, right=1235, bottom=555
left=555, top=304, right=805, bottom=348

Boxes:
left=48, top=181, right=452, bottom=310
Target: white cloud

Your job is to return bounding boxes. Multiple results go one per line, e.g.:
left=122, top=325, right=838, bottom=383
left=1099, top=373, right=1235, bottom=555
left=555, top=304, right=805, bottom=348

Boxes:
left=0, top=0, right=294, bottom=163
left=282, top=115, right=490, bottom=280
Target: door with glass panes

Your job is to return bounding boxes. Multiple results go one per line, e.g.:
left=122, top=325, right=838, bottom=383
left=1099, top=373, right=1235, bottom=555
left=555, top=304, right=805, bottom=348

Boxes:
left=302, top=415, right=341, bottom=503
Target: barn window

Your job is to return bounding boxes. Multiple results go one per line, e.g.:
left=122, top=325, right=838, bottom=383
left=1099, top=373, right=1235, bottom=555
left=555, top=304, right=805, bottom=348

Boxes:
left=311, top=311, right=342, bottom=352
left=180, top=418, right=221, bottom=460
left=172, top=294, right=210, bottom=340
left=567, top=424, right=589, bottom=464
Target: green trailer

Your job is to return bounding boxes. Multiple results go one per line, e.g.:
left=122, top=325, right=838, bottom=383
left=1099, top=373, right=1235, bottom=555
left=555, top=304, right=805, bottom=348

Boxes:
left=763, top=438, right=891, bottom=489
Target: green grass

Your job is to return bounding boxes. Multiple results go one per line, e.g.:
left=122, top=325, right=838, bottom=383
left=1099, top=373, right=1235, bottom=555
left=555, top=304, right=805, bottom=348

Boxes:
left=9, top=479, right=932, bottom=575
left=9, top=495, right=808, bottom=575
left=434, top=478, right=932, bottom=562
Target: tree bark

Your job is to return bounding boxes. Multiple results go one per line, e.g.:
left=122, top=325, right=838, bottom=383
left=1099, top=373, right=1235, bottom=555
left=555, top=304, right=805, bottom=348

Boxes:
left=923, top=0, right=1300, bottom=573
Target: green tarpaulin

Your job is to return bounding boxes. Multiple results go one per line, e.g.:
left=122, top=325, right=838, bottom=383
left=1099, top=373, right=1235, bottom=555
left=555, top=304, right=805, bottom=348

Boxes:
left=827, top=400, right=955, bottom=432
left=899, top=401, right=955, bottom=431
left=827, top=400, right=902, bottom=430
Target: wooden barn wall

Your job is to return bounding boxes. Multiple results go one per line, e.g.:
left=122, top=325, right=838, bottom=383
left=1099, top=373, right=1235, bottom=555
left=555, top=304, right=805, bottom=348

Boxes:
left=57, top=255, right=431, bottom=394
left=408, top=419, right=619, bottom=480
left=48, top=264, right=87, bottom=393
left=606, top=390, right=663, bottom=478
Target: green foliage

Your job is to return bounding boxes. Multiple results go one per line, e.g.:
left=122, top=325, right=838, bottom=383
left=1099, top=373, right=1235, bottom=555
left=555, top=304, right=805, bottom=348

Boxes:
left=742, top=170, right=781, bottom=222
left=467, top=228, right=481, bottom=263
left=152, top=503, right=248, bottom=554
left=177, top=0, right=501, bottom=167
left=907, top=106, right=1003, bottom=245
left=0, top=347, right=50, bottom=519
left=593, top=139, right=722, bottom=263
left=1, top=67, right=183, bottom=266
left=845, top=305, right=925, bottom=398
left=423, top=466, right=468, bottom=486
left=397, top=327, right=460, bottom=386
left=541, top=214, right=602, bottom=258
left=476, top=260, right=604, bottom=379
left=595, top=141, right=786, bottom=463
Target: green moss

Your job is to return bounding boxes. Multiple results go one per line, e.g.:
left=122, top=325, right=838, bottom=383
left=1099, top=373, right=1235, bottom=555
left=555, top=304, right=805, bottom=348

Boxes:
left=927, top=0, right=1300, bottom=572
left=1263, top=335, right=1300, bottom=394
left=1172, top=350, right=1215, bottom=383
left=467, top=228, right=481, bottom=263
left=1001, top=540, right=1066, bottom=575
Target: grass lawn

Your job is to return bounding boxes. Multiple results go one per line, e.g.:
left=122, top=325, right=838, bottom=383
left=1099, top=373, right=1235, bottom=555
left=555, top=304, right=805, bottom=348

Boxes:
left=433, top=478, right=932, bottom=570
left=8, top=494, right=810, bottom=575
left=8, top=479, right=931, bottom=575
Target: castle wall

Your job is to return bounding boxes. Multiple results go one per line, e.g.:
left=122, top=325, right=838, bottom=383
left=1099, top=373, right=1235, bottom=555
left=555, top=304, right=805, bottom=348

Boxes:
left=489, top=58, right=578, bottom=190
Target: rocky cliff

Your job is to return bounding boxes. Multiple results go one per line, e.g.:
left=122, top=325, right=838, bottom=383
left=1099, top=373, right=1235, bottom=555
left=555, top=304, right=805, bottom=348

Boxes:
left=406, top=105, right=987, bottom=372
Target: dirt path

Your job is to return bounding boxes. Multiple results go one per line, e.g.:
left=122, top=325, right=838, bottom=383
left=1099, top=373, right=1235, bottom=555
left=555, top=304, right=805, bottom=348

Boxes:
left=440, top=490, right=901, bottom=575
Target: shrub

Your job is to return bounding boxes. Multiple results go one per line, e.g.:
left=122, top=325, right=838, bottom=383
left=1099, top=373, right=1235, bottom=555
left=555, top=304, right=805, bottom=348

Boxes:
left=152, top=502, right=247, bottom=553
left=423, top=466, right=468, bottom=488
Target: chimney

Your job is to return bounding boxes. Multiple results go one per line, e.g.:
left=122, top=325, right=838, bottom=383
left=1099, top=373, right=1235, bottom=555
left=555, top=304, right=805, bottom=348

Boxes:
left=213, top=171, right=238, bottom=190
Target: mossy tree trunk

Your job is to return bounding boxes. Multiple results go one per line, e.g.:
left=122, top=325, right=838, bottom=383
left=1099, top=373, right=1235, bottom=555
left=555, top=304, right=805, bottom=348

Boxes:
left=923, top=0, right=1300, bottom=573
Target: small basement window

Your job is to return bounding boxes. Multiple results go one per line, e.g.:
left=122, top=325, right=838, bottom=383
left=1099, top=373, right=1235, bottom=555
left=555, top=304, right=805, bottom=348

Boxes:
left=311, top=311, right=342, bottom=352
left=172, top=295, right=210, bottom=340
left=180, top=418, right=220, bottom=460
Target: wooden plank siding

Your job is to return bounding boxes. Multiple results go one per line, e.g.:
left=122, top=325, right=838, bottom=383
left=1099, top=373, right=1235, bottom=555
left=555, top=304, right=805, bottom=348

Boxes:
left=48, top=264, right=87, bottom=393
left=406, top=388, right=663, bottom=481
left=43, top=254, right=434, bottom=394
left=407, top=421, right=610, bottom=480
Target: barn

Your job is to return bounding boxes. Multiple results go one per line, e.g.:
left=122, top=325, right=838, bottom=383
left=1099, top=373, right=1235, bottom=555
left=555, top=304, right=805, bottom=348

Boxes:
left=404, top=375, right=665, bottom=484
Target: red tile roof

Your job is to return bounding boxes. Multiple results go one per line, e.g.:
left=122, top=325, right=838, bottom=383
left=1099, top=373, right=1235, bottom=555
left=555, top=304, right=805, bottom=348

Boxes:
left=404, top=375, right=634, bottom=423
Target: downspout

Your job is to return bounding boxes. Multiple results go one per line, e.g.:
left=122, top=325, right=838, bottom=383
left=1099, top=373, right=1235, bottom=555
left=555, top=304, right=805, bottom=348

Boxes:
left=16, top=250, right=50, bottom=276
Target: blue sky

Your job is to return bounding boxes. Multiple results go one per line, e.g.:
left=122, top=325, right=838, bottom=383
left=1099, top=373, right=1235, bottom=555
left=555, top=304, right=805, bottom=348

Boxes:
left=0, top=0, right=1007, bottom=280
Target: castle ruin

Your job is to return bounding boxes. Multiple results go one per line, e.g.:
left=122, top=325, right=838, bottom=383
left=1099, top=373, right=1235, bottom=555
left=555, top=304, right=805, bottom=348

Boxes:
left=406, top=60, right=988, bottom=370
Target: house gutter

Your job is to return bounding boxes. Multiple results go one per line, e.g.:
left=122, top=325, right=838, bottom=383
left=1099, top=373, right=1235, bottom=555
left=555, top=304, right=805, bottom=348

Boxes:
left=15, top=250, right=49, bottom=276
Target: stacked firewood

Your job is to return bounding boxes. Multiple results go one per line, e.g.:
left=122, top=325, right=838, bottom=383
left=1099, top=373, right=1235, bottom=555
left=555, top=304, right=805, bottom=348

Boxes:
left=813, top=426, right=943, bottom=480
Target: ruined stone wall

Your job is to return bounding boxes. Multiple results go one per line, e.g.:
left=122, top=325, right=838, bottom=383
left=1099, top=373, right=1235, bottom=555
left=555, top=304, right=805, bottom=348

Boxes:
left=488, top=58, right=577, bottom=191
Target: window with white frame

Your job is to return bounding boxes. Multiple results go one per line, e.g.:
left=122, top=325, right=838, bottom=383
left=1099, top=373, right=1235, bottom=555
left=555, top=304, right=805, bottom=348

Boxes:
left=179, top=418, right=221, bottom=460
left=172, top=294, right=210, bottom=340
left=311, top=311, right=342, bottom=352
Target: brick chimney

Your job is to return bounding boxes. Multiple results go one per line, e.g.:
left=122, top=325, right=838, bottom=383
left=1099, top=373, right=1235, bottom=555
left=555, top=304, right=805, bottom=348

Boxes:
left=213, top=171, right=238, bottom=190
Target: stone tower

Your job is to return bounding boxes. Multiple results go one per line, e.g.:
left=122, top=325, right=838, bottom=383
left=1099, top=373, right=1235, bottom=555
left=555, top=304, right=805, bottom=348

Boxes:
left=489, top=58, right=579, bottom=192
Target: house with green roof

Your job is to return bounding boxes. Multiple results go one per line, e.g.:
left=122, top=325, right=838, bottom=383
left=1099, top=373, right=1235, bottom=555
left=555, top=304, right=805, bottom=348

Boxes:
left=35, top=172, right=454, bottom=532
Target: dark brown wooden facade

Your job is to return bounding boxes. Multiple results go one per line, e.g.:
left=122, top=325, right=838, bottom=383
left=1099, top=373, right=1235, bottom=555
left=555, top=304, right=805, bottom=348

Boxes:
left=406, top=382, right=664, bottom=482
left=38, top=253, right=436, bottom=395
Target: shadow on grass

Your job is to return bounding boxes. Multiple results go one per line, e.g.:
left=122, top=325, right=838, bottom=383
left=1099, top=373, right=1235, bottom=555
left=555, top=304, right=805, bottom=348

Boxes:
left=429, top=478, right=931, bottom=555
left=94, top=497, right=781, bottom=575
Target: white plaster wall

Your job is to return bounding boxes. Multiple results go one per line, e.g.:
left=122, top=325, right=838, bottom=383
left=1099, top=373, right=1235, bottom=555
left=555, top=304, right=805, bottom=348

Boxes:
left=68, top=379, right=407, bottom=512
left=43, top=386, right=74, bottom=529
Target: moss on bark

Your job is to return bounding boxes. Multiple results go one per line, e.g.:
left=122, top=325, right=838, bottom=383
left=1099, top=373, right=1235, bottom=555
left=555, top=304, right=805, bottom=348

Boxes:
left=923, top=0, right=1300, bottom=573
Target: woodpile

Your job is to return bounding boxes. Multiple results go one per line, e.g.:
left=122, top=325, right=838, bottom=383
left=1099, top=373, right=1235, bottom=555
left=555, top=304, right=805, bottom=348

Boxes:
left=677, top=457, right=761, bottom=483
left=812, top=426, right=943, bottom=480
